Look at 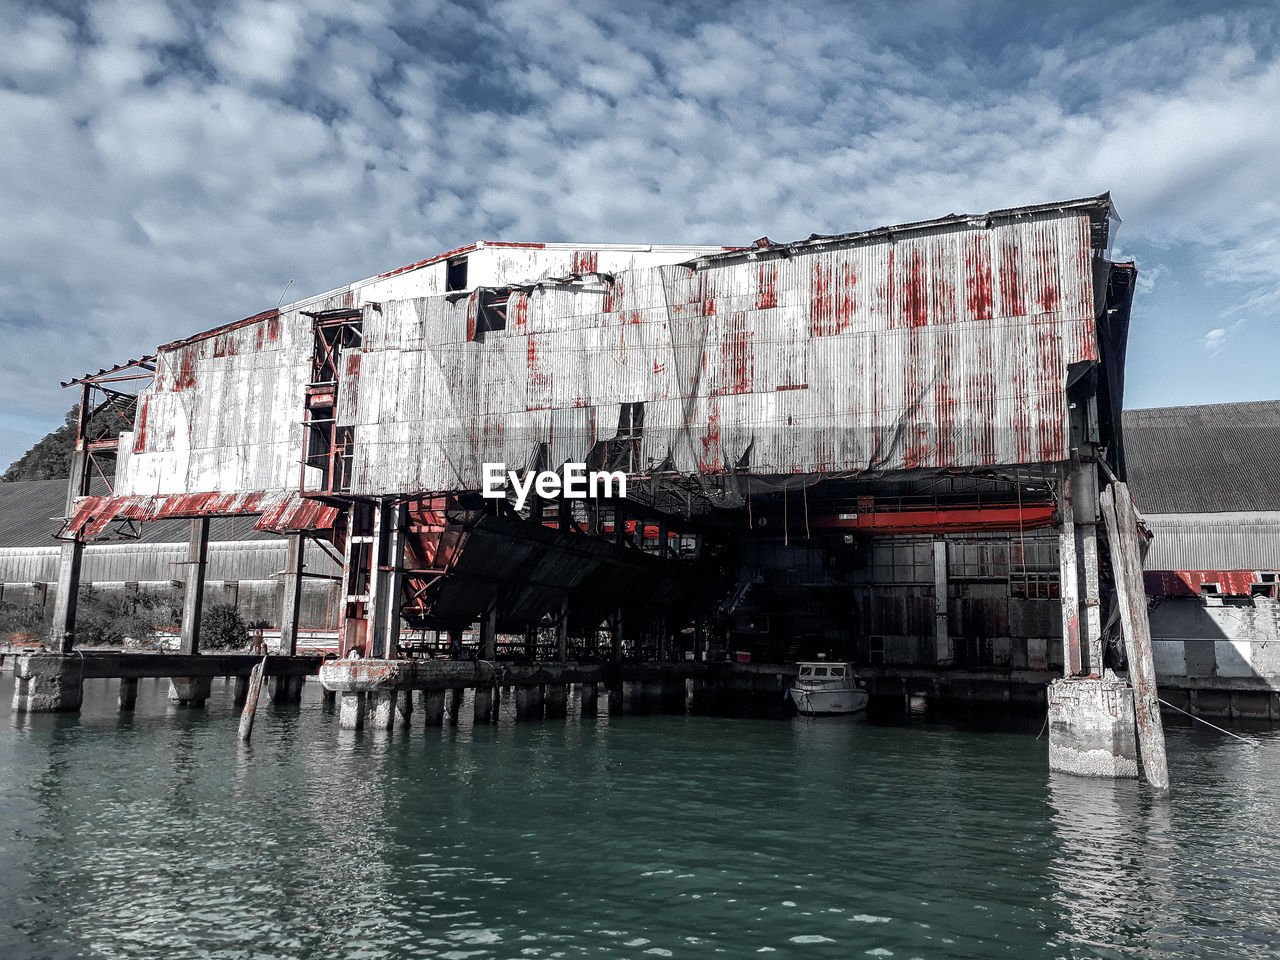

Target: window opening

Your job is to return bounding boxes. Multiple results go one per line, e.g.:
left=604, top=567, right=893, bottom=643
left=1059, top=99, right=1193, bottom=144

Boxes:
left=446, top=257, right=468, bottom=292
left=303, top=309, right=362, bottom=494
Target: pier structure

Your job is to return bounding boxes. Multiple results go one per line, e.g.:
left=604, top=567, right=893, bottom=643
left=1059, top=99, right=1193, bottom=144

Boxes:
left=18, top=195, right=1176, bottom=780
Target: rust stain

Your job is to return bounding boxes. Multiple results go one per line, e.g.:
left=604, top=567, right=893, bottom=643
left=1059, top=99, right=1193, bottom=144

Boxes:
left=755, top=263, right=778, bottom=309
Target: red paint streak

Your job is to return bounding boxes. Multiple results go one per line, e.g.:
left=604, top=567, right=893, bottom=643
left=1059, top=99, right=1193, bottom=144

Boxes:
left=809, top=260, right=837, bottom=336
left=1033, top=231, right=1060, bottom=313
left=131, top=397, right=149, bottom=453
left=510, top=290, right=530, bottom=332
left=755, top=263, right=778, bottom=309
left=837, top=262, right=857, bottom=327
left=603, top=275, right=623, bottom=313
left=157, top=307, right=279, bottom=354
left=775, top=384, right=807, bottom=391
left=627, top=311, right=643, bottom=325
left=211, top=333, right=238, bottom=358
left=653, top=359, right=666, bottom=376
left=720, top=312, right=753, bottom=394
left=699, top=408, right=721, bottom=472
left=173, top=347, right=198, bottom=391
left=572, top=250, right=599, bottom=274
left=965, top=236, right=994, bottom=321
left=901, top=247, right=928, bottom=328
left=345, top=354, right=361, bottom=376
left=998, top=238, right=1025, bottom=318
left=267, top=314, right=281, bottom=341
left=935, top=328, right=955, bottom=464
left=376, top=243, right=479, bottom=280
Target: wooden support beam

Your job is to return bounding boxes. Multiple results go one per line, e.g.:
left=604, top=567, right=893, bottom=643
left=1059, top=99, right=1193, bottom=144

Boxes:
left=1058, top=475, right=1083, bottom=676
left=49, top=539, right=84, bottom=654
left=278, top=533, right=304, bottom=657
left=556, top=596, right=568, bottom=662
left=179, top=517, right=210, bottom=656
left=480, top=599, right=497, bottom=661
left=1100, top=482, right=1169, bottom=792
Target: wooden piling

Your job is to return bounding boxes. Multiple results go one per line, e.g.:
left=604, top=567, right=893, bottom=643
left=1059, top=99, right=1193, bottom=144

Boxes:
left=1100, top=482, right=1169, bottom=792
left=237, top=657, right=267, bottom=742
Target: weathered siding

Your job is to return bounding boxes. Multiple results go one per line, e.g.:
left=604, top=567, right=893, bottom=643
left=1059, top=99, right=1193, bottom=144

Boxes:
left=113, top=210, right=1097, bottom=499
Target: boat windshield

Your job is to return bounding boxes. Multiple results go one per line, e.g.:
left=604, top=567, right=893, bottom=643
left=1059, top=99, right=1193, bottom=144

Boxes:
left=829, top=666, right=845, bottom=677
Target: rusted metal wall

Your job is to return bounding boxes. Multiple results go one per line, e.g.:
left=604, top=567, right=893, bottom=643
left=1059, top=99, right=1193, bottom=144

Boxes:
left=341, top=210, right=1096, bottom=493
left=1142, top=513, right=1280, bottom=570
left=114, top=210, right=1098, bottom=499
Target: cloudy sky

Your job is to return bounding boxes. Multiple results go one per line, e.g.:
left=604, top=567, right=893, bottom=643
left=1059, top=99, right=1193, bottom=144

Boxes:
left=3, top=0, right=1278, bottom=471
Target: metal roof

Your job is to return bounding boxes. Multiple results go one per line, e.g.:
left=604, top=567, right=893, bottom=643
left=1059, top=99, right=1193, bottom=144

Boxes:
left=0, top=479, right=280, bottom=549
left=1123, top=401, right=1280, bottom=514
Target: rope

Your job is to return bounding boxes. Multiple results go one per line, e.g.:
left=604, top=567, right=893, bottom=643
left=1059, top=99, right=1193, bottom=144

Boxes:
left=1158, top=697, right=1263, bottom=748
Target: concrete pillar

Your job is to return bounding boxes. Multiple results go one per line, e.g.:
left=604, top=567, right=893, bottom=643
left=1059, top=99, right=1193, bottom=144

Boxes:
left=524, top=624, right=538, bottom=662
left=607, top=683, right=624, bottom=716
left=515, top=684, right=543, bottom=720
left=269, top=675, right=305, bottom=704
left=544, top=683, right=567, bottom=718
left=1074, top=457, right=1103, bottom=673
left=1047, top=677, right=1138, bottom=778
left=580, top=681, right=598, bottom=717
left=339, top=692, right=365, bottom=729
left=395, top=688, right=413, bottom=727
left=933, top=537, right=950, bottom=664
left=321, top=688, right=337, bottom=707
left=12, top=654, right=84, bottom=713
left=1058, top=476, right=1083, bottom=676
left=611, top=609, right=624, bottom=662
left=49, top=540, right=84, bottom=654
left=368, top=690, right=397, bottom=730
left=446, top=687, right=463, bottom=725
left=479, top=601, right=497, bottom=661
left=418, top=689, right=446, bottom=726
left=368, top=500, right=407, bottom=660
left=233, top=675, right=249, bottom=707
left=473, top=686, right=495, bottom=724
left=279, top=534, right=304, bottom=657
left=179, top=517, right=211, bottom=656
left=118, top=676, right=138, bottom=711
left=168, top=676, right=211, bottom=707
left=642, top=680, right=662, bottom=713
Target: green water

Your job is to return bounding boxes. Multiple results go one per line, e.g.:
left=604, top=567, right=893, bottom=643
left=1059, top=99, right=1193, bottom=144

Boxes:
left=1, top=674, right=1277, bottom=960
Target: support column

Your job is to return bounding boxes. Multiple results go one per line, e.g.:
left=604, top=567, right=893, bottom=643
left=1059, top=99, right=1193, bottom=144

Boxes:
left=446, top=687, right=463, bottom=725
left=12, top=654, right=84, bottom=713
left=473, top=685, right=495, bottom=724
left=515, top=684, right=543, bottom=720
left=279, top=534, right=305, bottom=657
left=611, top=608, right=623, bottom=662
left=418, top=689, right=446, bottom=726
left=544, top=683, right=567, bottom=718
left=933, top=537, right=950, bottom=665
left=1075, top=456, right=1103, bottom=673
left=168, top=676, right=211, bottom=706
left=118, top=677, right=138, bottom=711
left=579, top=681, right=598, bottom=717
left=269, top=675, right=305, bottom=704
left=1058, top=475, right=1083, bottom=676
left=1047, top=677, right=1138, bottom=778
left=524, top=624, right=538, bottom=662
left=233, top=675, right=249, bottom=707
left=368, top=690, right=398, bottom=730
left=556, top=596, right=569, bottom=662
left=339, top=692, right=366, bottom=729
left=179, top=517, right=210, bottom=656
left=479, top=600, right=497, bottom=661
left=49, top=540, right=84, bottom=654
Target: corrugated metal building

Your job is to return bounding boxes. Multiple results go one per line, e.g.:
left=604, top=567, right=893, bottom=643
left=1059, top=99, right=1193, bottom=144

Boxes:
left=40, top=195, right=1148, bottom=679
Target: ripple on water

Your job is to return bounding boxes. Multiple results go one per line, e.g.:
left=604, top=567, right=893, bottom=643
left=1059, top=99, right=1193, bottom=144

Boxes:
left=1, top=676, right=1279, bottom=959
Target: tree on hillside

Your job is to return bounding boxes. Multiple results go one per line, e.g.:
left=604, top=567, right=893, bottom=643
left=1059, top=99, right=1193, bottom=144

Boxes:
left=2, top=399, right=136, bottom=483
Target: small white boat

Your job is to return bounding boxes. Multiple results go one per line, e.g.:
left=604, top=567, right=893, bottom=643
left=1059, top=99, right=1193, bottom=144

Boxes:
left=790, top=661, right=869, bottom=716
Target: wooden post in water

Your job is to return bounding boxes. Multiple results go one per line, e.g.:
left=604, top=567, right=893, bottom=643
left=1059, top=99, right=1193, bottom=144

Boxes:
left=1100, top=482, right=1169, bottom=792
left=238, top=657, right=267, bottom=742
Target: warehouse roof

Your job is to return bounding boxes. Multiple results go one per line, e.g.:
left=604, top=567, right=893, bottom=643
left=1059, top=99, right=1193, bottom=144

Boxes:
left=0, top=478, right=277, bottom=549
left=1124, top=401, right=1280, bottom=515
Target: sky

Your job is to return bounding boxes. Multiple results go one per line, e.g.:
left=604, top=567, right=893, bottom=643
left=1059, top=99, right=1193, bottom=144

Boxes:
left=2, top=0, right=1278, bottom=472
